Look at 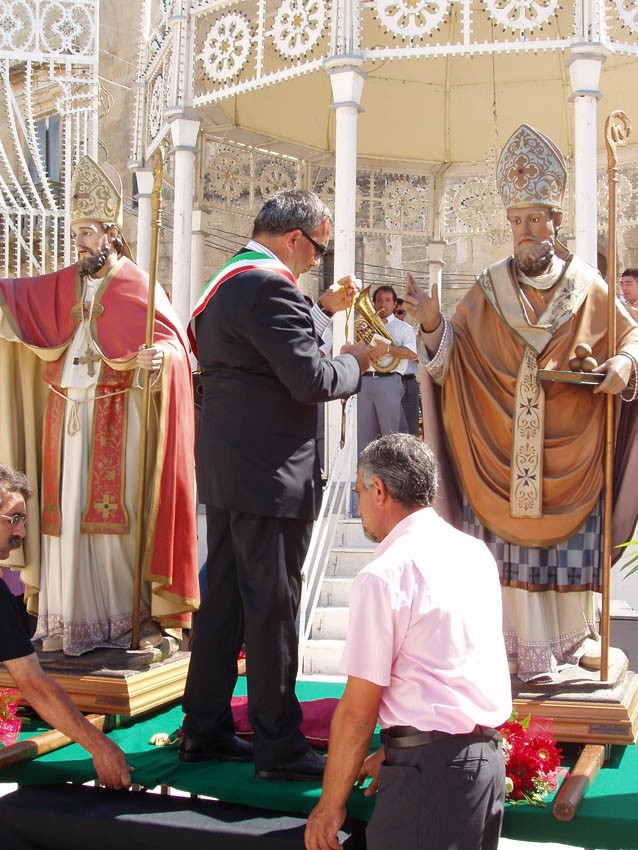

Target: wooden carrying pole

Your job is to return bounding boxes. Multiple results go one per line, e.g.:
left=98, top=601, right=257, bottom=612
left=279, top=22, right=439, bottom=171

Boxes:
left=0, top=715, right=106, bottom=770
left=552, top=744, right=606, bottom=821
left=131, top=148, right=164, bottom=649
left=600, top=111, right=632, bottom=681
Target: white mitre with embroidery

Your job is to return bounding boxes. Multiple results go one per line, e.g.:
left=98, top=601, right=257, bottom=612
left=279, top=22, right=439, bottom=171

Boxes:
left=496, top=124, right=567, bottom=211
left=70, top=155, right=123, bottom=226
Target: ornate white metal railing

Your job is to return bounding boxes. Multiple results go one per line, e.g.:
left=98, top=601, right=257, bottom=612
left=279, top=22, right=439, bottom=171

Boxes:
left=0, top=0, right=99, bottom=277
left=298, top=396, right=356, bottom=665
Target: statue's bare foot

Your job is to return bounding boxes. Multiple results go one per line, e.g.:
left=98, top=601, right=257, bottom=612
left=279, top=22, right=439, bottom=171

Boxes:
left=139, top=620, right=163, bottom=649
left=579, top=638, right=602, bottom=671
left=42, top=635, right=63, bottom=652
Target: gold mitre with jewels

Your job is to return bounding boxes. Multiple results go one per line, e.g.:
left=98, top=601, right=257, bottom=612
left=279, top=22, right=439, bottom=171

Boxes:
left=70, top=155, right=123, bottom=227
left=496, top=124, right=567, bottom=211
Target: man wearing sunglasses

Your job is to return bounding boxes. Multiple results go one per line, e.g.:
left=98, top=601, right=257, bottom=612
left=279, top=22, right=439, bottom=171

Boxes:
left=0, top=463, right=131, bottom=790
left=184, top=189, right=370, bottom=780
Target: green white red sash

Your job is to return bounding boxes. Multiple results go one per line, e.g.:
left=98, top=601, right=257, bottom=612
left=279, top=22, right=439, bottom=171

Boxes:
left=188, top=250, right=297, bottom=358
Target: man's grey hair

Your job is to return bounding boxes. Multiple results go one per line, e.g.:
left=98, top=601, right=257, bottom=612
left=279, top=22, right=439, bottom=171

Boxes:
left=358, top=434, right=438, bottom=508
left=252, top=190, right=332, bottom=238
left=0, top=464, right=32, bottom=508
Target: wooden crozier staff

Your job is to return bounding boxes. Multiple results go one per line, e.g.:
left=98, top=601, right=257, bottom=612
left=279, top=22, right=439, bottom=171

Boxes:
left=552, top=110, right=632, bottom=823
left=600, top=110, right=631, bottom=682
left=131, top=148, right=164, bottom=650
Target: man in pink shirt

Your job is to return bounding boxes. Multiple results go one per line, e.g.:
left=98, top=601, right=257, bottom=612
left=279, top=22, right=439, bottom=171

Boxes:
left=305, top=434, right=512, bottom=850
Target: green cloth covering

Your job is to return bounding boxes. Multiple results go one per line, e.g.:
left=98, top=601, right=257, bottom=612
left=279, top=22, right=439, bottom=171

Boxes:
left=15, top=717, right=50, bottom=740
left=2, top=678, right=637, bottom=848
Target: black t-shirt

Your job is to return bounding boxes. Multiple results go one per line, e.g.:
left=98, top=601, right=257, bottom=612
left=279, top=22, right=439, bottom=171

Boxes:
left=0, top=577, right=34, bottom=663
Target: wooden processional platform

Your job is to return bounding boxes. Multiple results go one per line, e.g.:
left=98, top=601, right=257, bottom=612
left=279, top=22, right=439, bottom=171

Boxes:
left=0, top=643, right=192, bottom=717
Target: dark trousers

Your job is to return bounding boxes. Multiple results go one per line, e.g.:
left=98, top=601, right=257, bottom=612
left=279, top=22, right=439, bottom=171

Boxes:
left=182, top=507, right=313, bottom=770
left=367, top=736, right=505, bottom=850
left=400, top=375, right=421, bottom=437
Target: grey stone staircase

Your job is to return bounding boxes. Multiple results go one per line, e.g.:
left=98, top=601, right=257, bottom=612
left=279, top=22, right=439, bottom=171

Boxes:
left=302, top=517, right=375, bottom=676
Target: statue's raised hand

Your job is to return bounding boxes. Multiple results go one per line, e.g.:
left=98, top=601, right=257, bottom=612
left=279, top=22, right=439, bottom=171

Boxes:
left=403, top=272, right=441, bottom=333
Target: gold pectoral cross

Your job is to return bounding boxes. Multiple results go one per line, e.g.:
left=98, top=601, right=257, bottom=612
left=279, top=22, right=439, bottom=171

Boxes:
left=94, top=494, right=116, bottom=520
left=74, top=346, right=101, bottom=377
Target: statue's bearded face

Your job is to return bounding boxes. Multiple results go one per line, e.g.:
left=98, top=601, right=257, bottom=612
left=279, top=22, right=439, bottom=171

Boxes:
left=508, top=206, right=559, bottom=276
left=71, top=220, right=116, bottom=277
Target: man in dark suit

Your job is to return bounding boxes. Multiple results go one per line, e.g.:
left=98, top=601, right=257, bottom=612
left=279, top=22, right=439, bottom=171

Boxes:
left=181, top=189, right=369, bottom=780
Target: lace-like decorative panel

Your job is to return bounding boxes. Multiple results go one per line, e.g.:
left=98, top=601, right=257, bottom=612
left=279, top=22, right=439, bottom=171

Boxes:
left=482, top=0, right=559, bottom=34
left=190, top=0, right=332, bottom=105
left=609, top=0, right=638, bottom=44
left=272, top=0, right=326, bottom=58
left=597, top=166, right=638, bottom=229
left=201, top=137, right=301, bottom=210
left=0, top=0, right=98, bottom=277
left=311, top=165, right=431, bottom=234
left=373, top=0, right=450, bottom=39
left=0, top=0, right=96, bottom=55
left=198, top=12, right=252, bottom=82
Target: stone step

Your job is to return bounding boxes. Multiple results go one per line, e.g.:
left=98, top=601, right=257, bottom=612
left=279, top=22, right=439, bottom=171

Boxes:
left=333, top=519, right=375, bottom=549
left=302, top=639, right=346, bottom=676
left=325, top=548, right=372, bottom=578
left=318, top=577, right=353, bottom=607
left=311, top=606, right=349, bottom=641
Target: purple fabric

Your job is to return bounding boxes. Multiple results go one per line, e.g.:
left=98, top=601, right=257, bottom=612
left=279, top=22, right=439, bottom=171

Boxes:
left=1, top=569, right=24, bottom=596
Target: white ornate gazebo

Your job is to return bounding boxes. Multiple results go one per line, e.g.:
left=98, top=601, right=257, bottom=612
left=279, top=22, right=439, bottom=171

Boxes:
left=129, top=1, right=638, bottom=329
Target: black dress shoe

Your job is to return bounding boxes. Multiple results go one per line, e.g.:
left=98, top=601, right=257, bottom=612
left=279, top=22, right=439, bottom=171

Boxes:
left=256, top=749, right=326, bottom=781
left=179, top=734, right=253, bottom=763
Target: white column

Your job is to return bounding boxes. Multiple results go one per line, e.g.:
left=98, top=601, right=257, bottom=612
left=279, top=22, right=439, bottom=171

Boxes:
left=168, top=111, right=201, bottom=327
left=427, top=241, right=445, bottom=292
left=324, top=56, right=366, bottom=469
left=134, top=167, right=153, bottom=274
left=566, top=44, right=609, bottom=266
left=191, top=208, right=206, bottom=309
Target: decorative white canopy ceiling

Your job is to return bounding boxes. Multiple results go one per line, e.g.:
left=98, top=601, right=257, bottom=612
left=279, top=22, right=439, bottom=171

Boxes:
left=133, top=0, right=638, bottom=167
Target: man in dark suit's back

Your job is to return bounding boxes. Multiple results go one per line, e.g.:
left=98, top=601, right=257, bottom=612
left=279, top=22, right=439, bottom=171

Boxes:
left=181, top=189, right=369, bottom=780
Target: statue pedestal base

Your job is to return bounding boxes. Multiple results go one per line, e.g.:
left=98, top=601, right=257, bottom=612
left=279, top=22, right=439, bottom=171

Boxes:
left=0, top=647, right=192, bottom=718
left=512, top=650, right=638, bottom=745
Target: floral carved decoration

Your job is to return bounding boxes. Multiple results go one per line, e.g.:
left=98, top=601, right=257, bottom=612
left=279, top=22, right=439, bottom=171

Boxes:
left=483, top=0, right=559, bottom=34
left=272, top=0, right=325, bottom=58
left=375, top=0, right=449, bottom=38
left=198, top=12, right=252, bottom=82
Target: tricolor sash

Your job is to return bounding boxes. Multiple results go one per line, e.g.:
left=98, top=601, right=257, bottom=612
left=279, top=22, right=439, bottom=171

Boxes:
left=188, top=250, right=297, bottom=358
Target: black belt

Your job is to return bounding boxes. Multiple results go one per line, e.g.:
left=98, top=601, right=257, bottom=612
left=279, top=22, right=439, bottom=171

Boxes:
left=363, top=371, right=398, bottom=378
left=401, top=374, right=416, bottom=380
left=381, top=725, right=502, bottom=749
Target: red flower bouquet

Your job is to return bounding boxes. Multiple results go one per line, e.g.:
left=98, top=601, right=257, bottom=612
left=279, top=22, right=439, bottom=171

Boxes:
left=0, top=687, right=22, bottom=747
left=498, top=712, right=565, bottom=804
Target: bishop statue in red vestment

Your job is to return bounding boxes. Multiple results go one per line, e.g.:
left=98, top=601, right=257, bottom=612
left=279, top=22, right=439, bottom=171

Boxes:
left=0, top=156, right=198, bottom=655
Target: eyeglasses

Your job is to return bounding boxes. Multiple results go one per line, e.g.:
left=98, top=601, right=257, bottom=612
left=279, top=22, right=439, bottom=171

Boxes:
left=1, top=513, right=27, bottom=528
left=300, top=230, right=328, bottom=260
